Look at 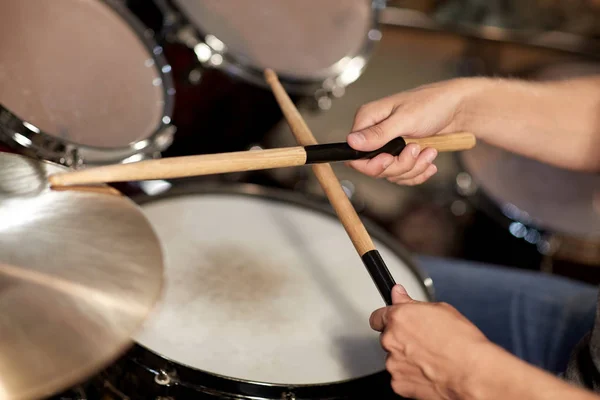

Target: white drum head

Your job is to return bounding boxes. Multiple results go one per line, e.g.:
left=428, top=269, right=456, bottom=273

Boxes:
left=173, top=0, right=374, bottom=80
left=0, top=0, right=166, bottom=149
left=136, top=191, right=430, bottom=385
left=461, top=142, right=600, bottom=237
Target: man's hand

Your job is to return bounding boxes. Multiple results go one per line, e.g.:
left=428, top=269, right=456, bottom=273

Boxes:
left=347, top=75, right=600, bottom=177
left=371, top=285, right=600, bottom=400
left=370, top=284, right=491, bottom=399
left=346, top=79, right=479, bottom=185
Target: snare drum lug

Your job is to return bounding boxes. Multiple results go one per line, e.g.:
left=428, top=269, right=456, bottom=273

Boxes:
left=281, top=391, right=296, bottom=400
left=154, top=369, right=175, bottom=386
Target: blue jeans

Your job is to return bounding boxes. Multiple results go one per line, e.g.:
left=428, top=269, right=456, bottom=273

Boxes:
left=415, top=255, right=598, bottom=374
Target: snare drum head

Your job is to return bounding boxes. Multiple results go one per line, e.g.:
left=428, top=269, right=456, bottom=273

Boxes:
left=0, top=0, right=166, bottom=149
left=460, top=142, right=600, bottom=237
left=135, top=191, right=429, bottom=385
left=174, top=0, right=373, bottom=80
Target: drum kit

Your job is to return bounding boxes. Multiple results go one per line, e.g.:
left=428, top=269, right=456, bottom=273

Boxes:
left=0, top=1, right=434, bottom=399
left=0, top=1, right=598, bottom=400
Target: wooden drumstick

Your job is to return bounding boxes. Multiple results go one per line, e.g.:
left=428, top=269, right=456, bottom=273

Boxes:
left=48, top=134, right=474, bottom=187
left=264, top=69, right=406, bottom=305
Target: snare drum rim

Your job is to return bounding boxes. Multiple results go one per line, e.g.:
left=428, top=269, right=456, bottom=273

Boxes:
left=127, top=181, right=435, bottom=398
left=159, top=0, right=384, bottom=95
left=0, top=0, right=176, bottom=167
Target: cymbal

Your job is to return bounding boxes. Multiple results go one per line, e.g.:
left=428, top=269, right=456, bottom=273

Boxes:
left=0, top=153, right=164, bottom=400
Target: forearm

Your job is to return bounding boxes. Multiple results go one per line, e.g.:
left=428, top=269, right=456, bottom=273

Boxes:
left=459, top=76, right=600, bottom=172
left=463, top=343, right=599, bottom=400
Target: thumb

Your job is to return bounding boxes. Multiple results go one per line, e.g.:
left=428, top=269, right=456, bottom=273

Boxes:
left=391, top=284, right=415, bottom=305
left=347, top=116, right=401, bottom=152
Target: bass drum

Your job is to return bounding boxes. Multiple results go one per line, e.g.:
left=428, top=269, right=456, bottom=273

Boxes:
left=92, top=183, right=433, bottom=399
left=456, top=62, right=600, bottom=281
left=127, top=0, right=382, bottom=156
left=0, top=0, right=176, bottom=168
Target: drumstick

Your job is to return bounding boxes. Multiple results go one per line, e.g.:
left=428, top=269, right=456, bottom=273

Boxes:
left=266, top=68, right=443, bottom=306
left=47, top=134, right=475, bottom=187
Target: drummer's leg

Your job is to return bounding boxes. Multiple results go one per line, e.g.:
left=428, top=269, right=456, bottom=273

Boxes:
left=414, top=255, right=598, bottom=374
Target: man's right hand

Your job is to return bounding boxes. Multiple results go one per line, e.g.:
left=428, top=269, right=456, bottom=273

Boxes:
left=346, top=78, right=483, bottom=185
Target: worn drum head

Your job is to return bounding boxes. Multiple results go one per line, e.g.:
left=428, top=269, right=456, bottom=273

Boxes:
left=135, top=187, right=431, bottom=387
left=172, top=0, right=378, bottom=93
left=0, top=0, right=174, bottom=164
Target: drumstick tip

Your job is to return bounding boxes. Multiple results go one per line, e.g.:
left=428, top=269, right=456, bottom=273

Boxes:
left=264, top=68, right=277, bottom=83
left=47, top=174, right=61, bottom=187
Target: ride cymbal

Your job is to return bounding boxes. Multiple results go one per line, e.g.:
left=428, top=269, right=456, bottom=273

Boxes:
left=0, top=153, right=164, bottom=400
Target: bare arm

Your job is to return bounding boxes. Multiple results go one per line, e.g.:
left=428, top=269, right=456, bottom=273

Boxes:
left=346, top=75, right=600, bottom=184
left=462, top=76, right=600, bottom=172
left=466, top=342, right=599, bottom=400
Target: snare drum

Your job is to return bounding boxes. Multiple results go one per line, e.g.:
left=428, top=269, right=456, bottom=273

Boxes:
left=97, top=183, right=433, bottom=399
left=0, top=0, right=176, bottom=167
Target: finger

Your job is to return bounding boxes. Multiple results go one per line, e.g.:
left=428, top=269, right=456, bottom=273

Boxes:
left=391, top=164, right=438, bottom=186
left=390, top=380, right=418, bottom=399
left=383, top=147, right=437, bottom=180
left=391, top=284, right=415, bottom=305
left=351, top=100, right=396, bottom=132
left=347, top=153, right=395, bottom=177
left=369, top=306, right=390, bottom=332
left=391, top=379, right=440, bottom=400
left=376, top=143, right=420, bottom=178
left=347, top=115, right=401, bottom=152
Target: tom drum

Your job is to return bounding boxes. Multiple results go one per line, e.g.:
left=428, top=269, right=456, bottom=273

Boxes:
left=0, top=0, right=176, bottom=167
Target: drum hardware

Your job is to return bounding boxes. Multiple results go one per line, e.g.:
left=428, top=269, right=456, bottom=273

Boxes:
left=0, top=0, right=176, bottom=168
left=90, top=181, right=431, bottom=400
left=0, top=152, right=164, bottom=400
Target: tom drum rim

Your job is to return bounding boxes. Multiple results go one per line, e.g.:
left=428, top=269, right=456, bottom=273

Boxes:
left=154, top=0, right=384, bottom=98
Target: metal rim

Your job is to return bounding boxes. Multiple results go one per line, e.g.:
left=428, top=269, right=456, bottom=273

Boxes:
left=158, top=0, right=384, bottom=96
left=124, top=181, right=434, bottom=398
left=0, top=0, right=176, bottom=167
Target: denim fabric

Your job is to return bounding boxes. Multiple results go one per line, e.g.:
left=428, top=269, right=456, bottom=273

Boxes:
left=415, top=255, right=598, bottom=374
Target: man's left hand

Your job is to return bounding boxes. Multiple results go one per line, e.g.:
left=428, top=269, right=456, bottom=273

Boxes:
left=370, top=285, right=492, bottom=400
